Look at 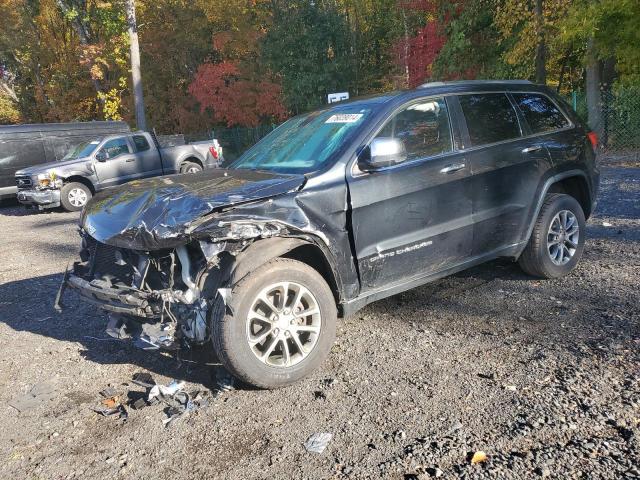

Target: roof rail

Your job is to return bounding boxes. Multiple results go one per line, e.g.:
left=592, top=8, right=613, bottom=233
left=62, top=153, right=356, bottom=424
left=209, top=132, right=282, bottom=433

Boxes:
left=417, top=80, right=533, bottom=89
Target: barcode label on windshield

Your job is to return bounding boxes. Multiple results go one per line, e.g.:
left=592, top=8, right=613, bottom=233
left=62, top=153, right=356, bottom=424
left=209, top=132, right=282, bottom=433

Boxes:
left=325, top=114, right=363, bottom=124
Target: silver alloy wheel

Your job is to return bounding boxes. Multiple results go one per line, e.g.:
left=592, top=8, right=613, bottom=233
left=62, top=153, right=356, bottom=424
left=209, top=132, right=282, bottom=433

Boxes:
left=68, top=187, right=88, bottom=207
left=186, top=166, right=200, bottom=173
left=246, top=281, right=322, bottom=367
left=547, top=209, right=579, bottom=265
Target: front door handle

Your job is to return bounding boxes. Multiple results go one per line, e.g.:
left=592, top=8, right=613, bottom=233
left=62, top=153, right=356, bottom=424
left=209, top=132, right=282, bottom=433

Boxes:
left=522, top=145, right=543, bottom=154
left=125, top=157, right=136, bottom=163
left=440, top=162, right=466, bottom=174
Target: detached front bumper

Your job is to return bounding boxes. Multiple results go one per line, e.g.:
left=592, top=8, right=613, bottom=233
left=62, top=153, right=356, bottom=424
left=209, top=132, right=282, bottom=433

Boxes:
left=64, top=273, right=160, bottom=318
left=17, top=188, right=61, bottom=209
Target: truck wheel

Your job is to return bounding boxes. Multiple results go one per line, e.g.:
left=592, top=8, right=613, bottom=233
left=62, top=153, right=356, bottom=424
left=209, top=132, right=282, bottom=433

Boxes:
left=211, top=258, right=337, bottom=389
left=180, top=161, right=202, bottom=174
left=60, top=182, right=92, bottom=212
left=518, top=193, right=586, bottom=278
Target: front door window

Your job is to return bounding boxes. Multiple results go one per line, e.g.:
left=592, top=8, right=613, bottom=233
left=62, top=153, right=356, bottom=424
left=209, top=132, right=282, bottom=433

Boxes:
left=375, top=97, right=453, bottom=162
left=99, top=138, right=130, bottom=159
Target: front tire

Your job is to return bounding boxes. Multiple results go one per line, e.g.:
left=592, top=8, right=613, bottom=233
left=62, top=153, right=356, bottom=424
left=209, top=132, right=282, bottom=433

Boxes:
left=60, top=182, right=92, bottom=212
left=518, top=193, right=586, bottom=278
left=211, top=258, right=337, bottom=389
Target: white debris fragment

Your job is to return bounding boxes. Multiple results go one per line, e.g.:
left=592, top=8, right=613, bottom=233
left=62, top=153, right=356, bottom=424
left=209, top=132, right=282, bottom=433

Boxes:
left=304, top=432, right=333, bottom=454
left=148, top=380, right=185, bottom=402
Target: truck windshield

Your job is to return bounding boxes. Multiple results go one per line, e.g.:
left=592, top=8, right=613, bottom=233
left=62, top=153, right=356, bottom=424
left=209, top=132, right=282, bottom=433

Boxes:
left=62, top=140, right=100, bottom=161
left=229, top=107, right=372, bottom=174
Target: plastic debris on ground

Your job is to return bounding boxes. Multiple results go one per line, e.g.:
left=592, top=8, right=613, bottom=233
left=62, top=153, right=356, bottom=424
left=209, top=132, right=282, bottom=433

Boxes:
left=148, top=379, right=186, bottom=402
left=99, top=386, right=118, bottom=398
left=161, top=390, right=211, bottom=428
left=9, top=382, right=58, bottom=412
left=91, top=385, right=129, bottom=420
left=90, top=372, right=221, bottom=426
left=213, top=368, right=235, bottom=395
left=304, top=432, right=333, bottom=454
left=131, top=372, right=156, bottom=388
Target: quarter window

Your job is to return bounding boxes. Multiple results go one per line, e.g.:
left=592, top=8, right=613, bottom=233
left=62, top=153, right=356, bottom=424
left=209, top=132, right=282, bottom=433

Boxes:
left=100, top=137, right=130, bottom=159
left=132, top=135, right=150, bottom=152
left=375, top=97, right=452, bottom=162
left=513, top=93, right=570, bottom=133
left=459, top=93, right=521, bottom=146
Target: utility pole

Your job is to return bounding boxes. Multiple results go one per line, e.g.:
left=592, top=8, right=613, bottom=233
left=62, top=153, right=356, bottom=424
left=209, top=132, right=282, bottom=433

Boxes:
left=534, top=0, right=546, bottom=84
left=125, top=0, right=146, bottom=130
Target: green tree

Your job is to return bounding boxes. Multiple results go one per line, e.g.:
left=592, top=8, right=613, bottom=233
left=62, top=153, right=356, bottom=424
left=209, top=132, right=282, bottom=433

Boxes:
left=432, top=0, right=510, bottom=80
left=261, top=0, right=355, bottom=113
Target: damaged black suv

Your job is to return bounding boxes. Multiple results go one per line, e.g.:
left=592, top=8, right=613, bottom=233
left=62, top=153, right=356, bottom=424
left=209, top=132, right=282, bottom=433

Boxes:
left=58, top=80, right=599, bottom=389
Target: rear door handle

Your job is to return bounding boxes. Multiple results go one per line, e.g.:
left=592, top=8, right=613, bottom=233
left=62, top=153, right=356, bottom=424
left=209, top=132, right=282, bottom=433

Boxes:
left=440, top=162, right=466, bottom=174
left=522, top=145, right=543, bottom=154
left=125, top=157, right=136, bottom=162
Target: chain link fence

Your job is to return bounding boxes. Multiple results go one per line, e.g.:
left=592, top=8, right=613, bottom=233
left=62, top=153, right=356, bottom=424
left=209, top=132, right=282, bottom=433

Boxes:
left=156, top=125, right=276, bottom=163
left=567, top=84, right=640, bottom=160
left=158, top=85, right=640, bottom=164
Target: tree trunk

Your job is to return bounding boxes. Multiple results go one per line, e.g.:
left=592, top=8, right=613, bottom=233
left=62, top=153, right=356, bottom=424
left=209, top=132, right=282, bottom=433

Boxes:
left=534, top=0, right=546, bottom=84
left=401, top=6, right=409, bottom=88
left=556, top=47, right=571, bottom=93
left=585, top=38, right=603, bottom=139
left=125, top=0, right=146, bottom=130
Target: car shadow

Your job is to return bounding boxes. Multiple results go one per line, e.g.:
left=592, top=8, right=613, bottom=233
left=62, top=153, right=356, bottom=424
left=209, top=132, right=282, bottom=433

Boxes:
left=0, top=203, right=64, bottom=217
left=0, top=271, right=221, bottom=390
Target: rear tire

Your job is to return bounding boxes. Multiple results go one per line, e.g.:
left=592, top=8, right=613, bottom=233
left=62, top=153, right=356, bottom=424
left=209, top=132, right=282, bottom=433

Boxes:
left=60, top=182, right=92, bottom=212
left=211, top=258, right=337, bottom=389
left=518, top=193, right=586, bottom=278
left=180, top=161, right=202, bottom=174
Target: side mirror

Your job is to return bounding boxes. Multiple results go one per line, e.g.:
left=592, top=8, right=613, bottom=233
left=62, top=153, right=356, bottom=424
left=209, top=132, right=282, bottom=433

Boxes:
left=95, top=150, right=107, bottom=162
left=358, top=137, right=407, bottom=171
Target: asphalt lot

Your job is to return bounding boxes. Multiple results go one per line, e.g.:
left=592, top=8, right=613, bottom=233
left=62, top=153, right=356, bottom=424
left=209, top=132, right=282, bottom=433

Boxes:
left=0, top=156, right=638, bottom=479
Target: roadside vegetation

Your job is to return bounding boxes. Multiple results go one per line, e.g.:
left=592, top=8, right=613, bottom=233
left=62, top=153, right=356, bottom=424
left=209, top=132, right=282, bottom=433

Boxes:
left=0, top=0, right=638, bottom=140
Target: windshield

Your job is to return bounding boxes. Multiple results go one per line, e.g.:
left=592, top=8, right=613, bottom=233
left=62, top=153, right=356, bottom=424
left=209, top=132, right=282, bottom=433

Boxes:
left=229, top=106, right=373, bottom=174
left=61, top=140, right=100, bottom=161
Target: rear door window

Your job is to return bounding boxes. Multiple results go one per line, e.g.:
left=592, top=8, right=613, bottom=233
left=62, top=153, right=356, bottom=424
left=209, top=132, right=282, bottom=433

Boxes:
left=375, top=97, right=452, bottom=162
left=512, top=93, right=570, bottom=133
left=132, top=135, right=150, bottom=152
left=458, top=93, right=521, bottom=146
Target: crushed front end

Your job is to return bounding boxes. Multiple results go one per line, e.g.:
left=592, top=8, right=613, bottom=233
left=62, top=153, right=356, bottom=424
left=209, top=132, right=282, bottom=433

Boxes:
left=60, top=230, right=225, bottom=350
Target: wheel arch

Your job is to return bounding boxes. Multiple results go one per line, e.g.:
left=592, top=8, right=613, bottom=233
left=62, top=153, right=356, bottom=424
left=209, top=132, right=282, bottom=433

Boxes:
left=547, top=174, right=593, bottom=219
left=63, top=175, right=95, bottom=194
left=179, top=156, right=203, bottom=171
left=229, top=237, right=344, bottom=314
left=519, top=169, right=593, bottom=258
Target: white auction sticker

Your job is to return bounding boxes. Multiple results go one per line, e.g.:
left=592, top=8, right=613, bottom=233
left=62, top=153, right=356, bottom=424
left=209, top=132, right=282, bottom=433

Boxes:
left=325, top=113, right=363, bottom=124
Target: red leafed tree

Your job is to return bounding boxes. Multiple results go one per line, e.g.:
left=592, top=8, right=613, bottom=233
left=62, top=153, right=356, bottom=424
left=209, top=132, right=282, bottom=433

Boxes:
left=395, top=0, right=446, bottom=88
left=189, top=61, right=288, bottom=127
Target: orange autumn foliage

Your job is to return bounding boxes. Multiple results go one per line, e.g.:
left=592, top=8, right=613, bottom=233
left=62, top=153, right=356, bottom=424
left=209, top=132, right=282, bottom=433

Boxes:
left=189, top=61, right=288, bottom=127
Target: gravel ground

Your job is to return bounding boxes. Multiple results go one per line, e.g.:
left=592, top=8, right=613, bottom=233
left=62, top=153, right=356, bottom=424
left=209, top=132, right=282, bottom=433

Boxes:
left=0, top=157, right=638, bottom=479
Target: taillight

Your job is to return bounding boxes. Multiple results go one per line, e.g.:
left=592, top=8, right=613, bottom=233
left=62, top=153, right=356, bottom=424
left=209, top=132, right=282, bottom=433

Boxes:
left=209, top=146, right=219, bottom=159
left=587, top=131, right=598, bottom=151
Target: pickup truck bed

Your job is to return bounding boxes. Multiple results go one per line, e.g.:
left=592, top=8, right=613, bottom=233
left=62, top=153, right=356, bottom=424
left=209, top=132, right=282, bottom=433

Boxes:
left=14, top=131, right=223, bottom=211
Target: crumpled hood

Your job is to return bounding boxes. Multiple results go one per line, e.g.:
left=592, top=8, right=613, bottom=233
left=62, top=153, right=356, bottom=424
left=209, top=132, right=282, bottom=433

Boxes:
left=81, top=169, right=306, bottom=250
left=15, top=157, right=93, bottom=177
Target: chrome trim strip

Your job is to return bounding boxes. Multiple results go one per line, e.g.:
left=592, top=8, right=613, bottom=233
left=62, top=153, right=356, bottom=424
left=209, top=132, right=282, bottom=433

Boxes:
left=349, top=90, right=576, bottom=178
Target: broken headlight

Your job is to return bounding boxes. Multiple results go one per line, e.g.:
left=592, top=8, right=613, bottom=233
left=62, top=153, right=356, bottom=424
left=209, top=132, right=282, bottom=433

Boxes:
left=36, top=172, right=63, bottom=190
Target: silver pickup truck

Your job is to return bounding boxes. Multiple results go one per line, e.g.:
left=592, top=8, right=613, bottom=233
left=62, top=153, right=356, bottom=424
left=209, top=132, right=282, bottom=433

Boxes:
left=15, top=131, right=222, bottom=211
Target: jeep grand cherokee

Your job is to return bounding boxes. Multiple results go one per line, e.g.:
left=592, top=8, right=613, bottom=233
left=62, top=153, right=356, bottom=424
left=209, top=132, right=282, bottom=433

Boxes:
left=57, top=80, right=599, bottom=389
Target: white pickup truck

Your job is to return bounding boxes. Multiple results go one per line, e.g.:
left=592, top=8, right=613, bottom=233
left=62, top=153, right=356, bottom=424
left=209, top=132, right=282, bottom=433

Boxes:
left=15, top=131, right=223, bottom=211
